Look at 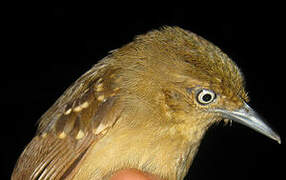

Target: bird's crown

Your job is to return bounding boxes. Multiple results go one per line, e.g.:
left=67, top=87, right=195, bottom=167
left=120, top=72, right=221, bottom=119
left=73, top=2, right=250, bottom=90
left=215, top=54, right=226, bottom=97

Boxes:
left=112, top=26, right=248, bottom=108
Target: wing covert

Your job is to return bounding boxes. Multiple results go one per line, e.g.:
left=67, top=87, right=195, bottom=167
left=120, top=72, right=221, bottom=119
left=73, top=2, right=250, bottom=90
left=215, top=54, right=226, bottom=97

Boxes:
left=12, top=63, right=123, bottom=179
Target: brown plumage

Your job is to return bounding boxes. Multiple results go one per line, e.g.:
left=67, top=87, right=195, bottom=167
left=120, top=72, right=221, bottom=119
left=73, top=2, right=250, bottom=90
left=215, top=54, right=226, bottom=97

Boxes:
left=12, top=26, right=280, bottom=180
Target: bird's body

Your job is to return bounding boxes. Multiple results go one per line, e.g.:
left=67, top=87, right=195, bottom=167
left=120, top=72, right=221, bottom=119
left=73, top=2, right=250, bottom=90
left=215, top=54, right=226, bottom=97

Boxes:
left=12, top=27, right=280, bottom=180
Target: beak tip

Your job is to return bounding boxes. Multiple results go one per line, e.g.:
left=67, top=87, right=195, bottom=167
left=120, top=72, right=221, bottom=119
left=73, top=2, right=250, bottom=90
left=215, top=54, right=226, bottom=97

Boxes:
left=275, top=135, right=281, bottom=144
left=266, top=128, right=281, bottom=144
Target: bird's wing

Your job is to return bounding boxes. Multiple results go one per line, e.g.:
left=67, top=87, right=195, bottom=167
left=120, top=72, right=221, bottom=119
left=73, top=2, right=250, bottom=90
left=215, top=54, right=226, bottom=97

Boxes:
left=12, top=63, right=123, bottom=180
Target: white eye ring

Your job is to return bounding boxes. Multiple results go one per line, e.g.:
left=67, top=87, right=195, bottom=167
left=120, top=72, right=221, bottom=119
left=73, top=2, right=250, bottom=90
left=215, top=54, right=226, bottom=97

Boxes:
left=197, top=89, right=216, bottom=105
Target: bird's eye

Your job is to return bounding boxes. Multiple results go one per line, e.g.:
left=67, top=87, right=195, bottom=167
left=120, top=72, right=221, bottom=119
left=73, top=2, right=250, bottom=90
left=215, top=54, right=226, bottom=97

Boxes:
left=196, top=89, right=216, bottom=105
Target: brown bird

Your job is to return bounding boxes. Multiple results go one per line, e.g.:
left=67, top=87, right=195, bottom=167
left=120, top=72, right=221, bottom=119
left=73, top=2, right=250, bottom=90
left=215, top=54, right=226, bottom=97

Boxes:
left=12, top=26, right=280, bottom=180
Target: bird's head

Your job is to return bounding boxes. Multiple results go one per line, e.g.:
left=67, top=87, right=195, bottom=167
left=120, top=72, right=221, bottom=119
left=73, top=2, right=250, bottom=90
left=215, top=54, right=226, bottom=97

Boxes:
left=112, top=26, right=280, bottom=144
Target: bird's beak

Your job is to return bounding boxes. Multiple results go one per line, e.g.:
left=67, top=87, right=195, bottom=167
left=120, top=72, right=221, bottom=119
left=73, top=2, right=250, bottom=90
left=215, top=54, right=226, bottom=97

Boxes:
left=213, top=102, right=281, bottom=144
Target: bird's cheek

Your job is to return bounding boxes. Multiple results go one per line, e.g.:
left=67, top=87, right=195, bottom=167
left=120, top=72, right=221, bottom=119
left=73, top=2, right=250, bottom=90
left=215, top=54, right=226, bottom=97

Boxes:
left=192, top=111, right=217, bottom=126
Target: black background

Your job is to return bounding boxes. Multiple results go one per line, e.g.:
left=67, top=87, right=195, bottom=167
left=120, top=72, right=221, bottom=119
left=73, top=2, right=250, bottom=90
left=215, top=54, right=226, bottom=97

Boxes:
left=2, top=4, right=285, bottom=180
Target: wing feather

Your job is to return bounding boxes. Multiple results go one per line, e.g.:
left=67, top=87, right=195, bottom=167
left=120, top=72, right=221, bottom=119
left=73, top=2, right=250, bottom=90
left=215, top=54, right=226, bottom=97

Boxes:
left=12, top=64, right=123, bottom=179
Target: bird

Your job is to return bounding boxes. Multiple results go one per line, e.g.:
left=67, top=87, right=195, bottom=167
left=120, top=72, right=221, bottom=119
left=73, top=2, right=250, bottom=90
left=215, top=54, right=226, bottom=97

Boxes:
left=12, top=26, right=280, bottom=180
